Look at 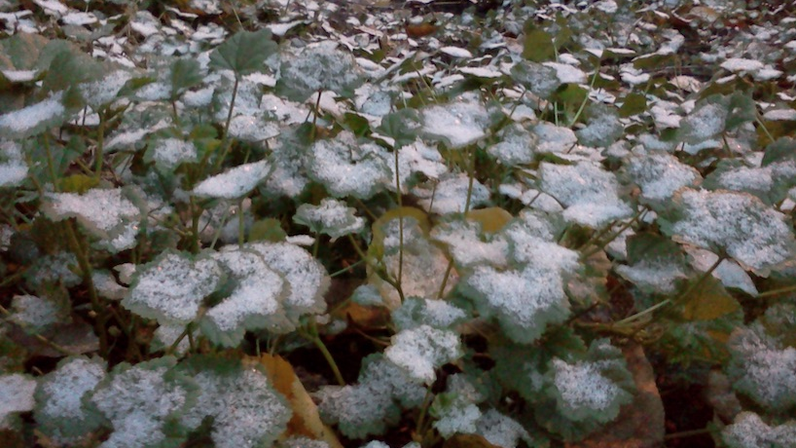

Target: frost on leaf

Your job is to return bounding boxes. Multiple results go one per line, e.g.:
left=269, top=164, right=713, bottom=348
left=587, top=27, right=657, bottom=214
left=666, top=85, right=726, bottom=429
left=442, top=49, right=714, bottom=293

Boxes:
left=625, top=151, right=702, bottom=205
left=615, top=233, right=688, bottom=294
left=431, top=217, right=508, bottom=269
left=294, top=198, right=365, bottom=241
left=703, top=158, right=796, bottom=206
left=277, top=40, right=363, bottom=101
left=192, top=160, right=272, bottom=199
left=123, top=250, right=224, bottom=326
left=726, top=323, right=796, bottom=413
left=8, top=294, right=68, bottom=332
left=414, top=173, right=491, bottom=215
left=539, top=162, right=632, bottom=228
left=88, top=357, right=195, bottom=448
left=488, top=123, right=536, bottom=166
left=391, top=297, right=467, bottom=332
left=247, top=241, right=329, bottom=324
left=369, top=211, right=453, bottom=308
left=385, top=324, right=462, bottom=384
left=460, top=263, right=571, bottom=344
left=0, top=91, right=66, bottom=139
left=387, top=140, right=448, bottom=193
left=179, top=356, right=291, bottom=448
left=421, top=94, right=490, bottom=149
left=315, top=354, right=425, bottom=439
left=722, top=412, right=796, bottom=448
left=43, top=187, right=143, bottom=253
left=0, top=140, right=28, bottom=188
left=308, top=131, right=391, bottom=200
left=35, top=356, right=106, bottom=444
left=510, top=60, right=561, bottom=99
left=0, top=373, right=36, bottom=430
left=538, top=339, right=635, bottom=441
left=666, top=188, right=796, bottom=275
left=202, top=247, right=290, bottom=346
left=576, top=105, right=623, bottom=148
left=475, top=409, right=535, bottom=448
left=147, top=138, right=198, bottom=170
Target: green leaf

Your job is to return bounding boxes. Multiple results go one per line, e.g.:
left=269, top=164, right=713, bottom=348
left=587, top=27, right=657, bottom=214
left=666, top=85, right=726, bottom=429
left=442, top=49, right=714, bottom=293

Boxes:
left=761, top=136, right=796, bottom=166
left=248, top=218, right=287, bottom=242
left=169, top=58, right=203, bottom=100
left=522, top=29, right=555, bottom=62
left=619, top=93, right=647, bottom=117
left=209, top=29, right=277, bottom=77
left=377, top=108, right=422, bottom=149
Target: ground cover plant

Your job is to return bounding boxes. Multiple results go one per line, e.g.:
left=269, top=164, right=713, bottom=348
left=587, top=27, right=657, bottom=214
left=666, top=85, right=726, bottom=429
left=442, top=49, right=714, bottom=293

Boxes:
left=1, top=0, right=796, bottom=447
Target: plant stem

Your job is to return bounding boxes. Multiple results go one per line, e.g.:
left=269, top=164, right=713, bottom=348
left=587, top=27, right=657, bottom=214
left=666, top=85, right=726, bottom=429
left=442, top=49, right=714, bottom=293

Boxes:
left=580, top=207, right=647, bottom=261
left=94, top=111, right=105, bottom=180
left=329, top=259, right=365, bottom=278
left=304, top=319, right=345, bottom=386
left=758, top=284, right=796, bottom=299
left=238, top=198, right=245, bottom=247
left=214, top=75, right=240, bottom=171
left=43, top=133, right=59, bottom=188
left=64, top=220, right=108, bottom=356
left=394, top=143, right=404, bottom=300
left=0, top=304, right=76, bottom=356
left=664, top=428, right=713, bottom=440
left=570, top=63, right=600, bottom=127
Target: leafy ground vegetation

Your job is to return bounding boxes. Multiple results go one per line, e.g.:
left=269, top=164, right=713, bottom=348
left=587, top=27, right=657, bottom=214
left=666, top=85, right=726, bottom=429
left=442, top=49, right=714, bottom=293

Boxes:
left=1, top=0, right=796, bottom=447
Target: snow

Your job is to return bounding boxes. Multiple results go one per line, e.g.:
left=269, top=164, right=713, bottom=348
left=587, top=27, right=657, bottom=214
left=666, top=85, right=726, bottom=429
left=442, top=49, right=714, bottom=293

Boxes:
left=308, top=131, right=391, bottom=199
left=0, top=69, right=38, bottom=82
left=0, top=140, right=28, bottom=187
left=37, top=357, right=106, bottom=443
left=616, top=259, right=687, bottom=293
left=431, top=219, right=508, bottom=268
left=627, top=152, right=701, bottom=202
left=385, top=324, right=462, bottom=384
left=205, top=248, right=287, bottom=337
left=722, top=412, right=796, bottom=448
left=533, top=122, right=578, bottom=154
left=9, top=294, right=62, bottom=331
left=192, top=160, right=271, bottom=199
left=61, top=11, right=98, bottom=26
left=475, top=410, right=533, bottom=448
left=150, top=138, right=198, bottom=169
left=439, top=46, right=473, bottom=58
left=0, top=374, right=36, bottom=429
left=44, top=188, right=141, bottom=246
left=294, top=198, right=365, bottom=241
left=542, top=61, right=587, bottom=84
left=540, top=161, right=632, bottom=228
left=551, top=358, right=620, bottom=413
left=459, top=66, right=503, bottom=78
left=414, top=173, right=490, bottom=214
left=421, top=96, right=490, bottom=149
left=762, top=109, right=796, bottom=121
left=685, top=247, right=758, bottom=296
left=182, top=366, right=290, bottom=448
left=124, top=251, right=223, bottom=325
left=671, top=188, right=796, bottom=274
left=0, top=91, right=65, bottom=138
left=489, top=123, right=536, bottom=165
left=720, top=58, right=764, bottom=74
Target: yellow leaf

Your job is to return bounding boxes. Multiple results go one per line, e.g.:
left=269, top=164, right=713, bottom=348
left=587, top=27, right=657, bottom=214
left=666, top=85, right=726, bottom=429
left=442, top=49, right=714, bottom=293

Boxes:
left=681, top=276, right=740, bottom=321
left=465, top=207, right=513, bottom=234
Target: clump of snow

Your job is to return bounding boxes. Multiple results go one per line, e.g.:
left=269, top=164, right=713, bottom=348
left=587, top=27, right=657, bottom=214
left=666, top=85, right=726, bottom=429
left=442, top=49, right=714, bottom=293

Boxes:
left=0, top=373, right=37, bottom=429
left=475, top=409, right=534, bottom=448
left=727, top=324, right=796, bottom=412
left=387, top=140, right=448, bottom=193
left=615, top=258, right=687, bottom=294
left=551, top=358, right=620, bottom=414
left=180, top=360, right=291, bottom=448
left=722, top=412, right=796, bottom=448
left=414, top=173, right=491, bottom=214
left=294, top=198, right=365, bottom=241
left=385, top=324, right=462, bottom=384
left=679, top=102, right=727, bottom=142
left=627, top=152, right=702, bottom=203
left=149, top=138, right=198, bottom=169
left=670, top=188, right=796, bottom=274
left=440, top=46, right=473, bottom=58
left=391, top=297, right=467, bottom=331
left=308, top=131, right=391, bottom=199
left=462, top=263, right=571, bottom=344
left=44, top=188, right=141, bottom=238
left=278, top=40, right=363, bottom=100
left=421, top=95, right=490, bottom=149
left=123, top=250, right=224, bottom=325
left=488, top=123, right=536, bottom=166
left=248, top=241, right=329, bottom=323
left=8, top=294, right=64, bottom=331
left=35, top=356, right=106, bottom=444
left=192, top=160, right=272, bottom=199
left=0, top=91, right=66, bottom=138
left=532, top=122, right=578, bottom=154
left=204, top=248, right=289, bottom=343
left=0, top=140, right=28, bottom=187
left=685, top=247, right=758, bottom=296
left=89, top=358, right=192, bottom=448
left=540, top=161, right=632, bottom=228
left=431, top=218, right=508, bottom=268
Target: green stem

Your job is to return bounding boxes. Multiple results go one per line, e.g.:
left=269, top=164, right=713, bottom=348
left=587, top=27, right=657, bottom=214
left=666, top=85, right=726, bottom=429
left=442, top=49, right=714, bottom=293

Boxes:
left=757, top=284, right=796, bottom=299
left=305, top=319, right=345, bottom=386
left=94, top=112, right=105, bottom=180
left=190, top=197, right=201, bottom=253
left=43, top=134, right=59, bottom=189
left=580, top=207, right=647, bottom=261
left=0, top=304, right=76, bottom=356
left=663, top=428, right=713, bottom=440
left=329, top=259, right=365, bottom=278
left=238, top=198, right=245, bottom=247
left=214, top=75, right=240, bottom=172
left=395, top=143, right=404, bottom=299
left=570, top=62, right=601, bottom=127
left=64, top=220, right=108, bottom=356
